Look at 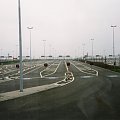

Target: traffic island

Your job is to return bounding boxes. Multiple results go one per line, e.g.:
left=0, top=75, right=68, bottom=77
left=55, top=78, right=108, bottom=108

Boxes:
left=56, top=72, right=74, bottom=85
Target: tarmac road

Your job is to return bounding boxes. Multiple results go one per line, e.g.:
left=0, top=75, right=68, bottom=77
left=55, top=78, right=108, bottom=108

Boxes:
left=0, top=60, right=120, bottom=120
left=0, top=60, right=66, bottom=93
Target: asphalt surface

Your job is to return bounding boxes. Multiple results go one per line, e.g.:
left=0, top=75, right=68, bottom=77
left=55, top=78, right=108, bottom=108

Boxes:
left=0, top=60, right=65, bottom=93
left=0, top=60, right=120, bottom=120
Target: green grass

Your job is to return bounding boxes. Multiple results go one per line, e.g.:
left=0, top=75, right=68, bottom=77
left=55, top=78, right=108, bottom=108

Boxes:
left=80, top=60, right=120, bottom=73
left=0, top=60, right=19, bottom=65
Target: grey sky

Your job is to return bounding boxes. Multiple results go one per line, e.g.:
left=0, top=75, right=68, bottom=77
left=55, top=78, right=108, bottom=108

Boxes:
left=0, top=0, right=120, bottom=58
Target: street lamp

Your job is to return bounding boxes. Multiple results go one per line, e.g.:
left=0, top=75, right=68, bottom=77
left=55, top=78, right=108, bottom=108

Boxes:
left=82, top=43, right=85, bottom=59
left=111, top=25, right=117, bottom=65
left=16, top=45, right=18, bottom=58
left=18, top=0, right=23, bottom=92
left=91, top=39, right=94, bottom=60
left=27, top=27, right=33, bottom=66
left=42, top=40, right=46, bottom=60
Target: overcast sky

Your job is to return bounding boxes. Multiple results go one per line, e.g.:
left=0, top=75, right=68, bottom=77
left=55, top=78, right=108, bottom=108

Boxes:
left=0, top=0, right=120, bottom=58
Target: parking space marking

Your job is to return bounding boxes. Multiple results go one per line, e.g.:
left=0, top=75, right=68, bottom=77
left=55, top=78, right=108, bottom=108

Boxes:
left=107, top=75, right=119, bottom=78
left=40, top=61, right=61, bottom=78
left=80, top=76, right=94, bottom=79
left=71, top=62, right=98, bottom=76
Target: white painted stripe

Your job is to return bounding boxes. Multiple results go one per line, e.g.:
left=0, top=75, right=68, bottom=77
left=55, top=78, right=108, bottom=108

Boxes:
left=40, top=63, right=54, bottom=78
left=44, top=77, right=59, bottom=79
left=80, top=76, right=94, bottom=78
left=71, top=62, right=98, bottom=76
left=40, top=61, right=61, bottom=78
left=107, top=75, right=119, bottom=78
left=43, top=61, right=61, bottom=77
left=65, top=62, right=69, bottom=72
left=23, top=78, right=31, bottom=80
left=0, top=66, right=75, bottom=102
left=22, top=65, right=42, bottom=76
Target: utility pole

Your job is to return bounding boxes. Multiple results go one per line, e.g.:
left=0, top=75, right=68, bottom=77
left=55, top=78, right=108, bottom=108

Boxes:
left=27, top=27, right=33, bottom=67
left=42, top=40, right=46, bottom=60
left=91, top=39, right=94, bottom=61
left=111, top=25, right=117, bottom=66
left=18, top=0, right=23, bottom=92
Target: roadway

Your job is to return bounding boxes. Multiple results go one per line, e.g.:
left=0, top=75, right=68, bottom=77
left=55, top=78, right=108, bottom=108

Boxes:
left=0, top=60, right=120, bottom=120
left=0, top=60, right=65, bottom=93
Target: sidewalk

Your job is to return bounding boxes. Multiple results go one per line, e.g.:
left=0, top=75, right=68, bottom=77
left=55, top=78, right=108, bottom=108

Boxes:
left=0, top=76, right=74, bottom=102
left=0, top=83, right=60, bottom=102
left=0, top=63, right=74, bottom=102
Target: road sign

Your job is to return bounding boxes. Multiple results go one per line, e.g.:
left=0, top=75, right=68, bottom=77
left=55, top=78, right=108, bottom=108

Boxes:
left=16, top=64, right=19, bottom=69
left=44, top=63, right=48, bottom=67
left=90, top=62, right=93, bottom=65
left=67, top=62, right=70, bottom=66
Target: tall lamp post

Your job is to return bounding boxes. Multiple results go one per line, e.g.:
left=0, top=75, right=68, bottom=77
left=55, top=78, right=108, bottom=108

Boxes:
left=82, top=44, right=85, bottom=59
left=18, top=0, right=23, bottom=92
left=111, top=25, right=117, bottom=65
left=42, top=40, right=46, bottom=60
left=91, top=39, right=94, bottom=60
left=27, top=27, right=33, bottom=66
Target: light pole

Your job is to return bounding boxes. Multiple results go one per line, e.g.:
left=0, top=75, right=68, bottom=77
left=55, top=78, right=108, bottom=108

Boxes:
left=118, top=54, right=120, bottom=66
left=82, top=44, right=85, bottom=59
left=42, top=40, right=46, bottom=60
left=111, top=25, right=117, bottom=65
left=27, top=27, right=33, bottom=66
left=49, top=44, right=51, bottom=56
left=18, top=0, right=23, bottom=92
left=91, top=39, right=94, bottom=60
left=16, top=45, right=18, bottom=59
left=0, top=49, right=2, bottom=56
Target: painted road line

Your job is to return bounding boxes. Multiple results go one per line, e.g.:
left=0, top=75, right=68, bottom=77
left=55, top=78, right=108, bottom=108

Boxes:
left=0, top=84, right=60, bottom=102
left=23, top=65, right=42, bottom=76
left=40, top=63, right=54, bottom=78
left=74, top=61, right=98, bottom=76
left=8, top=66, right=41, bottom=79
left=65, top=61, right=69, bottom=72
left=1, top=65, right=42, bottom=81
left=71, top=62, right=98, bottom=76
left=107, top=75, right=119, bottom=78
left=40, top=61, right=61, bottom=78
left=0, top=66, right=74, bottom=102
left=0, top=77, right=13, bottom=83
left=44, top=77, right=60, bottom=79
left=80, top=76, right=94, bottom=79
left=82, top=64, right=99, bottom=76
left=43, top=61, right=61, bottom=77
left=11, top=65, right=42, bottom=79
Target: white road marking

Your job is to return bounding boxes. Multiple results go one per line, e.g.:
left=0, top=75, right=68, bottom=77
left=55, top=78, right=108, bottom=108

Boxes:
left=40, top=61, right=61, bottom=78
left=23, top=78, right=31, bottom=80
left=107, top=75, right=119, bottom=78
left=65, top=62, right=69, bottom=72
left=0, top=61, right=75, bottom=102
left=80, top=76, right=94, bottom=79
left=71, top=62, right=98, bottom=76
left=44, top=77, right=59, bottom=79
left=22, top=65, right=42, bottom=76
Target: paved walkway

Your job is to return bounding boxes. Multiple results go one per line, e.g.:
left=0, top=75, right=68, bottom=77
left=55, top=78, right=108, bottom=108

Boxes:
left=0, top=76, right=74, bottom=102
left=0, top=62, right=74, bottom=102
left=0, top=83, right=60, bottom=102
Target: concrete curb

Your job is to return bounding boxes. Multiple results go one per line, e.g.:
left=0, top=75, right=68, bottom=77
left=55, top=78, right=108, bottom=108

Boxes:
left=0, top=62, right=74, bottom=102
